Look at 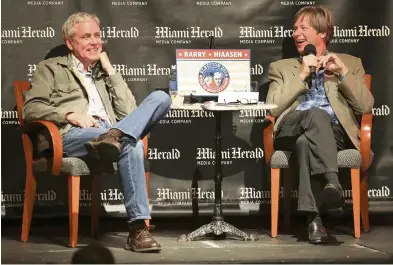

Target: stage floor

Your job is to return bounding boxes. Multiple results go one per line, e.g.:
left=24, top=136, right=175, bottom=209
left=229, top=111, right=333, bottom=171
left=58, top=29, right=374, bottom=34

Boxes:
left=2, top=215, right=393, bottom=264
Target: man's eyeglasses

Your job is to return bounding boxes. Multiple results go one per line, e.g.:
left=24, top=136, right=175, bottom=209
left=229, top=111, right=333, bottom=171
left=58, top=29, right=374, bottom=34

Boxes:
left=237, top=98, right=258, bottom=105
left=220, top=98, right=258, bottom=105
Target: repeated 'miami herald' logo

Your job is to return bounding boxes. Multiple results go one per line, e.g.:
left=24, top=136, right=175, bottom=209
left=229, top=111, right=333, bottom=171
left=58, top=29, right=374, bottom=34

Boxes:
left=1, top=109, right=19, bottom=125
left=155, top=26, right=223, bottom=45
left=113, top=63, right=171, bottom=82
left=331, top=25, right=390, bottom=44
left=239, top=26, right=293, bottom=44
left=1, top=26, right=55, bottom=44
left=158, top=109, right=214, bottom=125
left=27, top=1, right=65, bottom=5
left=27, top=64, right=37, bottom=81
left=196, top=147, right=264, bottom=166
left=372, top=105, right=390, bottom=116
left=237, top=108, right=269, bottom=124
left=199, top=62, right=230, bottom=93
left=280, top=1, right=316, bottom=5
left=100, top=26, right=139, bottom=44
left=196, top=1, right=232, bottom=6
left=111, top=1, right=148, bottom=6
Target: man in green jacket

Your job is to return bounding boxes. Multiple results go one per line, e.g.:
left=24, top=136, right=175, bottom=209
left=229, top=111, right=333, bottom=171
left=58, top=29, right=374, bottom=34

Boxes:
left=23, top=12, right=171, bottom=252
left=266, top=6, right=374, bottom=243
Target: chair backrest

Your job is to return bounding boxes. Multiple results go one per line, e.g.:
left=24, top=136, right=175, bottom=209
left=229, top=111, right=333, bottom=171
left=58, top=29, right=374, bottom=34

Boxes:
left=13, top=80, right=31, bottom=127
left=364, top=74, right=372, bottom=91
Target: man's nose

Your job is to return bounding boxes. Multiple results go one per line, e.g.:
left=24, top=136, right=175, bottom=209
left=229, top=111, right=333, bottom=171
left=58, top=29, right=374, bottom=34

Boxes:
left=90, top=37, right=100, bottom=45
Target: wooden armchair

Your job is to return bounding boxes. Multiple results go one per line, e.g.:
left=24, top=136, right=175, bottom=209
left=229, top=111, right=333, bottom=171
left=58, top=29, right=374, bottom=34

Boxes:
left=14, top=80, right=151, bottom=248
left=263, top=74, right=372, bottom=239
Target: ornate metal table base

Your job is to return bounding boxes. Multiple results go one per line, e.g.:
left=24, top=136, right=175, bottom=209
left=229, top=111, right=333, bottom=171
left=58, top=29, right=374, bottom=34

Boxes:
left=177, top=111, right=258, bottom=242
left=178, top=220, right=258, bottom=241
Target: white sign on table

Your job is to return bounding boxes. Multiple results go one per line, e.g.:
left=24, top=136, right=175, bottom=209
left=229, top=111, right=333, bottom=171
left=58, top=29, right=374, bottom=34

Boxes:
left=176, top=49, right=251, bottom=96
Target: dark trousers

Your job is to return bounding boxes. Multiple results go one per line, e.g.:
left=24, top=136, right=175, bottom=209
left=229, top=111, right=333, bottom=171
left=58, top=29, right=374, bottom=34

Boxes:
left=274, top=107, right=352, bottom=213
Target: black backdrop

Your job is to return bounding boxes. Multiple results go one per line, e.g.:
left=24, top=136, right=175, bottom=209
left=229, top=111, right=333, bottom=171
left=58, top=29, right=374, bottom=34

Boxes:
left=1, top=0, right=392, bottom=218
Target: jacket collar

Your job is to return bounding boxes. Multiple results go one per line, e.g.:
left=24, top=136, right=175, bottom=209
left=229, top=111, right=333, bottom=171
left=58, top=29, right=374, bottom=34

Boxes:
left=57, top=53, right=106, bottom=80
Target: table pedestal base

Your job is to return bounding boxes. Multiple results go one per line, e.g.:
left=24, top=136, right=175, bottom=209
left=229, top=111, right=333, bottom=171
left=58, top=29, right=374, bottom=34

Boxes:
left=177, top=220, right=258, bottom=241
left=177, top=111, right=258, bottom=242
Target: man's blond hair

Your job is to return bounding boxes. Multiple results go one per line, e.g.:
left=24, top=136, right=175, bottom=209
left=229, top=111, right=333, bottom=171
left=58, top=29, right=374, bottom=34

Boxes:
left=294, top=5, right=334, bottom=45
left=62, top=12, right=100, bottom=40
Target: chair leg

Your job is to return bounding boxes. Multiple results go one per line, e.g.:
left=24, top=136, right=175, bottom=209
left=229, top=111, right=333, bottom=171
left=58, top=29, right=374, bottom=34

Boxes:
left=68, top=175, right=81, bottom=248
left=283, top=169, right=292, bottom=232
left=21, top=171, right=37, bottom=242
left=360, top=172, right=370, bottom=232
left=351, top=168, right=361, bottom=238
left=271, top=168, right=281, bottom=238
left=91, top=175, right=101, bottom=238
left=145, top=171, right=150, bottom=227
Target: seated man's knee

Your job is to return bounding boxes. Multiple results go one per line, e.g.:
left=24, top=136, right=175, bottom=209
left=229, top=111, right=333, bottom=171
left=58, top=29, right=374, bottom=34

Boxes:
left=151, top=90, right=171, bottom=108
left=295, top=134, right=308, bottom=149
left=306, top=107, right=329, bottom=120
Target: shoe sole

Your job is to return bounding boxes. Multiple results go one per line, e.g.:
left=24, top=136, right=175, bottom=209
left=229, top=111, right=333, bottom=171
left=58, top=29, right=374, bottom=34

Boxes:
left=84, top=142, right=120, bottom=162
left=309, top=236, right=329, bottom=244
left=124, top=244, right=161, bottom=253
left=322, top=185, right=344, bottom=217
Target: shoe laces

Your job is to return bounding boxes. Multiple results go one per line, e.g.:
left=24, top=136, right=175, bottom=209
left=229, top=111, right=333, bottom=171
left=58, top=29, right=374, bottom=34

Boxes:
left=132, top=225, right=156, bottom=240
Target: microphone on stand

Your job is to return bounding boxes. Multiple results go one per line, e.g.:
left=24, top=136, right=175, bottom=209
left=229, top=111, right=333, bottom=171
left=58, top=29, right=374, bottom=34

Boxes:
left=208, top=34, right=215, bottom=49
left=304, top=44, right=317, bottom=79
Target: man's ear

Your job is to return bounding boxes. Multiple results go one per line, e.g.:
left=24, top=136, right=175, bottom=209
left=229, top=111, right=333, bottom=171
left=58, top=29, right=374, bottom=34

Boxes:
left=65, top=38, right=73, bottom=51
left=319, top=32, right=327, bottom=40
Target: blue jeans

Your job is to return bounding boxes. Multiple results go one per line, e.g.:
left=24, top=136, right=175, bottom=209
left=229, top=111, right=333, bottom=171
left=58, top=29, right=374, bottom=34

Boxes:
left=62, top=91, right=171, bottom=222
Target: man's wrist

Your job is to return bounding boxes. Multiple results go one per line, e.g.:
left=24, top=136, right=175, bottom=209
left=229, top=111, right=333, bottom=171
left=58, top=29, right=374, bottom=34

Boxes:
left=107, top=70, right=116, bottom=76
left=105, top=66, right=116, bottom=75
left=338, top=67, right=348, bottom=79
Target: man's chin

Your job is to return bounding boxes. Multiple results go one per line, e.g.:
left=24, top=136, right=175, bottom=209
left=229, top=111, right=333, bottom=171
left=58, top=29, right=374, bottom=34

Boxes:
left=88, top=56, right=100, bottom=64
left=296, top=43, right=307, bottom=54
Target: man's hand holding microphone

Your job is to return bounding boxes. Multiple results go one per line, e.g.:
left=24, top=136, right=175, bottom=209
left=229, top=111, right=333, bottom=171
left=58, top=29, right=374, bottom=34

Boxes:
left=299, top=44, right=348, bottom=82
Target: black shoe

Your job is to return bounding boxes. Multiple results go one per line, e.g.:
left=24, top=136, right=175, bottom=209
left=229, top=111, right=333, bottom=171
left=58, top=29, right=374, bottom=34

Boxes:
left=308, top=221, right=328, bottom=244
left=322, top=184, right=345, bottom=217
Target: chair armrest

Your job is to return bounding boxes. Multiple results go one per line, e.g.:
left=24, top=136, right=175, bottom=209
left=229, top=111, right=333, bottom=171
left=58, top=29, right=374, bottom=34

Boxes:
left=21, top=120, right=63, bottom=176
left=360, top=113, right=373, bottom=172
left=263, top=115, right=275, bottom=165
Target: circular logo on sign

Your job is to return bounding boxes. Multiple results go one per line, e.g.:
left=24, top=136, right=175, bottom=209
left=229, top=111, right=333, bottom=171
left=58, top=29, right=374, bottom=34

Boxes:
left=198, top=62, right=230, bottom=93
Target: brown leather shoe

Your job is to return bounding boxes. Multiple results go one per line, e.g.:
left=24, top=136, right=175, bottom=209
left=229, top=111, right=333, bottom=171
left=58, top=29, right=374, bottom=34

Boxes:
left=125, top=224, right=161, bottom=253
left=84, top=131, right=122, bottom=162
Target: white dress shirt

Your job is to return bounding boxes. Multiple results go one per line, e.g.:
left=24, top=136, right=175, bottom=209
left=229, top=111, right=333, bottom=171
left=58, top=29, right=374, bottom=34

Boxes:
left=72, top=55, right=111, bottom=124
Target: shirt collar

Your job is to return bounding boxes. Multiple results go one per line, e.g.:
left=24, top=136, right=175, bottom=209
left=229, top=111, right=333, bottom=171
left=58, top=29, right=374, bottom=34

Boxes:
left=72, top=54, right=94, bottom=74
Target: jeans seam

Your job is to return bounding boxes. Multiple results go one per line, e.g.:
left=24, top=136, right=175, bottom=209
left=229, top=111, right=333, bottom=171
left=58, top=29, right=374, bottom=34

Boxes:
left=123, top=146, right=141, bottom=219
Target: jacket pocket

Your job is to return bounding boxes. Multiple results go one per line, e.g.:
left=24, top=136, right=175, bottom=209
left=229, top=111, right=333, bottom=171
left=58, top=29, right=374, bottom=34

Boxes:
left=57, top=83, right=79, bottom=93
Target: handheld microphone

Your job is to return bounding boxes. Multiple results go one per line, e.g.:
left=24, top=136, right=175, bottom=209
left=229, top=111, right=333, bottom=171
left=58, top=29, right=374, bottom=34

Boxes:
left=208, top=34, right=215, bottom=49
left=303, top=44, right=317, bottom=79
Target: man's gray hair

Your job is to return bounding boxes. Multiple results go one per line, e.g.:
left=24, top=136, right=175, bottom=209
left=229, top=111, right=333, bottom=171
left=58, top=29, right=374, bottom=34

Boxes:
left=62, top=12, right=100, bottom=39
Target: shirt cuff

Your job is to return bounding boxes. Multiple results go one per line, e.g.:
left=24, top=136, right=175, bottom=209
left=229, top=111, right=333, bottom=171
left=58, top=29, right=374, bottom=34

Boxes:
left=339, top=72, right=348, bottom=81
